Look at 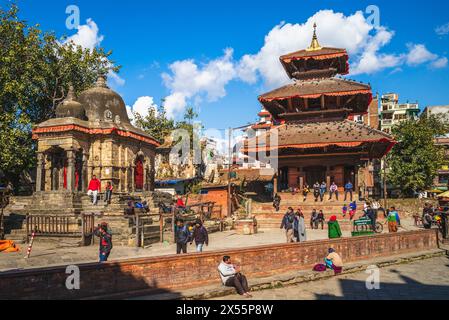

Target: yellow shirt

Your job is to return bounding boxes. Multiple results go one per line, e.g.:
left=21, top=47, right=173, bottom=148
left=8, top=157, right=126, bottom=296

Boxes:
left=326, top=252, right=343, bottom=267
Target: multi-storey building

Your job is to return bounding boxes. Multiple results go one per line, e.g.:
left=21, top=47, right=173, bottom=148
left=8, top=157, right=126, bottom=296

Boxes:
left=380, top=93, right=420, bottom=134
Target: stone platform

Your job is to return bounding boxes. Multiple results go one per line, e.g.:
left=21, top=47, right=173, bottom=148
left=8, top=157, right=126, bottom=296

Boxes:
left=4, top=191, right=173, bottom=246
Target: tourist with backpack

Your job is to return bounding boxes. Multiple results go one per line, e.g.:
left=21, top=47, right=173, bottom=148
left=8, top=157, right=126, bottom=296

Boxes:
left=280, top=207, right=296, bottom=243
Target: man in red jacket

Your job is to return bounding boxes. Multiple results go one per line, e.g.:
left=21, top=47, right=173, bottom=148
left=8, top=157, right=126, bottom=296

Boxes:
left=87, top=175, right=101, bottom=205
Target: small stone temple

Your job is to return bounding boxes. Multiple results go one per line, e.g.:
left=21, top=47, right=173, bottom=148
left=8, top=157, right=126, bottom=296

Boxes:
left=5, top=76, right=166, bottom=246
left=32, top=76, right=159, bottom=193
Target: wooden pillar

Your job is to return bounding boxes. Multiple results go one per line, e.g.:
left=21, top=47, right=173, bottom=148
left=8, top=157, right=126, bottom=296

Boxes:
left=66, top=150, right=75, bottom=192
left=35, top=153, right=44, bottom=192
left=326, top=166, right=331, bottom=189
left=299, top=175, right=304, bottom=192
left=321, top=95, right=326, bottom=109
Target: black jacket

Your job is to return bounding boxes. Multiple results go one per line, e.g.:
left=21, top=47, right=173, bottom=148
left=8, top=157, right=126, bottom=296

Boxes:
left=192, top=226, right=209, bottom=245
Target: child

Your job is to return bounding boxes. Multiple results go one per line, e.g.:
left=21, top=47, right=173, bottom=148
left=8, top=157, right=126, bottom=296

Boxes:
left=342, top=204, right=348, bottom=218
left=303, top=185, right=310, bottom=202
left=349, top=201, right=357, bottom=221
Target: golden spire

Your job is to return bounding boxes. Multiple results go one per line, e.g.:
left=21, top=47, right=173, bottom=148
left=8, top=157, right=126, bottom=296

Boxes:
left=307, top=23, right=322, bottom=51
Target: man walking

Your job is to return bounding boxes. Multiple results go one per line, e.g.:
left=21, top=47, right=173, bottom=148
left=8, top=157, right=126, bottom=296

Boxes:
left=175, top=219, right=191, bottom=254
left=87, top=175, right=101, bottom=205
left=344, top=181, right=354, bottom=202
left=218, top=256, right=252, bottom=298
left=280, top=207, right=296, bottom=243
left=191, top=220, right=209, bottom=253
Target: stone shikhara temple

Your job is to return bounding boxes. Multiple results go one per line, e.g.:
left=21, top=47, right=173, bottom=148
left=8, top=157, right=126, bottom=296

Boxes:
left=32, top=76, right=159, bottom=193
left=244, top=25, right=396, bottom=194
left=5, top=76, right=166, bottom=246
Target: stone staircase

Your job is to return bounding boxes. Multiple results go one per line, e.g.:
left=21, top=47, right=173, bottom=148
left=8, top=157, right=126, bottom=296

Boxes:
left=252, top=192, right=364, bottom=231
left=4, top=191, right=174, bottom=247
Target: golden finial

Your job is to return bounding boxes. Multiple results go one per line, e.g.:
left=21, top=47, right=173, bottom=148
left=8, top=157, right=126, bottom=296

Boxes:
left=307, top=23, right=322, bottom=51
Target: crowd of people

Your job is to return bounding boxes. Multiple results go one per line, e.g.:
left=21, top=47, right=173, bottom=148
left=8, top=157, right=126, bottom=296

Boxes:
left=299, top=181, right=354, bottom=203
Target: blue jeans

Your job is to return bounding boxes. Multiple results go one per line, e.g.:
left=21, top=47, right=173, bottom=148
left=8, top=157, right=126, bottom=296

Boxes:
left=99, top=251, right=110, bottom=262
left=196, top=243, right=204, bottom=252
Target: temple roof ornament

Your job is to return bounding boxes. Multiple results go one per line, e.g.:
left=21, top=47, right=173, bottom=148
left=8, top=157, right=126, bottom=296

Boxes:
left=306, top=23, right=322, bottom=52
left=55, top=85, right=86, bottom=119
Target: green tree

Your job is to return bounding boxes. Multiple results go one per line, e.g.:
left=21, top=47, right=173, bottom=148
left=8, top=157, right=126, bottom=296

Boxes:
left=133, top=103, right=176, bottom=143
left=386, top=115, right=449, bottom=195
left=0, top=4, right=119, bottom=186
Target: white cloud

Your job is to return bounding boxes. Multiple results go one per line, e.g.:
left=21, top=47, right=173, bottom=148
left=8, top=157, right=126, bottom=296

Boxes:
left=162, top=48, right=237, bottom=118
left=436, top=23, right=449, bottom=36
left=64, top=18, right=104, bottom=51
left=65, top=19, right=125, bottom=87
left=431, top=57, right=448, bottom=69
left=126, top=96, right=158, bottom=122
left=406, top=44, right=438, bottom=66
left=161, top=10, right=447, bottom=117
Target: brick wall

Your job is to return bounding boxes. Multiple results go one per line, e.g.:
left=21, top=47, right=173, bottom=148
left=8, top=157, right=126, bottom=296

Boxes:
left=0, top=230, right=438, bottom=300
left=190, top=188, right=228, bottom=218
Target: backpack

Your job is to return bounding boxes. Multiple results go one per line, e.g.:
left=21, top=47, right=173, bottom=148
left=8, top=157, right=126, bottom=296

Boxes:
left=313, top=264, right=327, bottom=272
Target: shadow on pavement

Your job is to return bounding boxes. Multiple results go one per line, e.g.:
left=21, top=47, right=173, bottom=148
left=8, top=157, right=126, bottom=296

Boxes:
left=315, top=268, right=449, bottom=300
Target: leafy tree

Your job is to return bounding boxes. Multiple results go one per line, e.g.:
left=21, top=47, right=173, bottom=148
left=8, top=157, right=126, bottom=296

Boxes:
left=0, top=4, right=119, bottom=186
left=133, top=103, right=176, bottom=143
left=386, top=115, right=449, bottom=195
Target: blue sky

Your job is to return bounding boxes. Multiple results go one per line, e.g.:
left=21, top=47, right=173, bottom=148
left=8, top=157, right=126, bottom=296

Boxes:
left=8, top=0, right=449, bottom=130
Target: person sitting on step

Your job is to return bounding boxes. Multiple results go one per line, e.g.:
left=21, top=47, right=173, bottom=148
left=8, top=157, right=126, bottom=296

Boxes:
left=218, top=255, right=252, bottom=298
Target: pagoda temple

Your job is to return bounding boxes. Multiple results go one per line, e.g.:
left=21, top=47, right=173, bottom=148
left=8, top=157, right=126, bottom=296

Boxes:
left=243, top=24, right=396, bottom=195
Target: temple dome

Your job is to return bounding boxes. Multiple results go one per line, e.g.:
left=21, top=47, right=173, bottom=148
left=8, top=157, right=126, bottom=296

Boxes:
left=55, top=86, right=86, bottom=119
left=78, top=76, right=130, bottom=124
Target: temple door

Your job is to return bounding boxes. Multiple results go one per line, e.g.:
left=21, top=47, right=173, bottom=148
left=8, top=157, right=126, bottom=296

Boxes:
left=135, top=159, right=144, bottom=190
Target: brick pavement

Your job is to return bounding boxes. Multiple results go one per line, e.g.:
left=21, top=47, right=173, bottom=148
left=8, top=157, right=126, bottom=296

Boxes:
left=212, top=255, right=449, bottom=300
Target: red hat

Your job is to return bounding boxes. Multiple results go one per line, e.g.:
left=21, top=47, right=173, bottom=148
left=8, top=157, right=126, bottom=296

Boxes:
left=330, top=215, right=337, bottom=222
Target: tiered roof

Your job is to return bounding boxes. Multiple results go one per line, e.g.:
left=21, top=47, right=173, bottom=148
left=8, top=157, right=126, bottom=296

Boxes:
left=242, top=120, right=396, bottom=159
